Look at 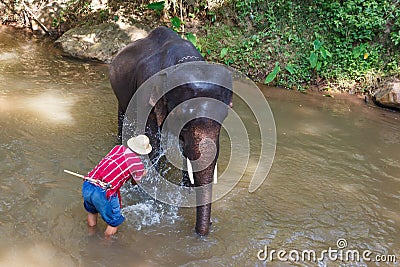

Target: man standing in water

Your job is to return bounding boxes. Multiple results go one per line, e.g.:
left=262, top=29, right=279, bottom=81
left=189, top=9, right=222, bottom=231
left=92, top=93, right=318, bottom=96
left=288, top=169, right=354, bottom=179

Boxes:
left=82, top=135, right=152, bottom=237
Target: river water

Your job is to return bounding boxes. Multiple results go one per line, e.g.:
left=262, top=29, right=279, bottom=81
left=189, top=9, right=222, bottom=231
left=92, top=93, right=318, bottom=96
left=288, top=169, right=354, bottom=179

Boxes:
left=0, top=26, right=399, bottom=266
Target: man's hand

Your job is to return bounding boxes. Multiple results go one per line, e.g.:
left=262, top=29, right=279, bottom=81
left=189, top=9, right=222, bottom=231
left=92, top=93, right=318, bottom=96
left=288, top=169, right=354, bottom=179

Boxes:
left=105, top=225, right=118, bottom=237
left=131, top=169, right=147, bottom=185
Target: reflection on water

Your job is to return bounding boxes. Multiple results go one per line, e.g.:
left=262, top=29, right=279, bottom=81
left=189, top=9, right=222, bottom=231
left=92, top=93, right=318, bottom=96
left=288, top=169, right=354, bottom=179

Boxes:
left=1, top=91, right=77, bottom=124
left=1, top=26, right=399, bottom=266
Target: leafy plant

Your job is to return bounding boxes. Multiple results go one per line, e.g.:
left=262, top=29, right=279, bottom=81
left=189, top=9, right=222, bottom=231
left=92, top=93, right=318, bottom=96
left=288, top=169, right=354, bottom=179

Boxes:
left=170, top=16, right=183, bottom=32
left=185, top=32, right=202, bottom=53
left=390, top=5, right=400, bottom=46
left=147, top=1, right=165, bottom=11
left=285, top=64, right=295, bottom=75
left=264, top=62, right=280, bottom=84
left=308, top=39, right=332, bottom=72
left=220, top=47, right=229, bottom=59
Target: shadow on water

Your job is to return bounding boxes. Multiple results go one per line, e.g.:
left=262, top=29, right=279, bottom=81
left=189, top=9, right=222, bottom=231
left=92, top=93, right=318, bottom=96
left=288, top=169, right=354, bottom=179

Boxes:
left=0, top=26, right=399, bottom=266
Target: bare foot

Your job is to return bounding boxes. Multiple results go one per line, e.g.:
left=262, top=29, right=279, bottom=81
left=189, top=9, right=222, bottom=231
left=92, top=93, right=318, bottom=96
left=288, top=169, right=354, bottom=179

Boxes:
left=104, top=225, right=118, bottom=237
left=87, top=225, right=97, bottom=236
left=87, top=213, right=98, bottom=227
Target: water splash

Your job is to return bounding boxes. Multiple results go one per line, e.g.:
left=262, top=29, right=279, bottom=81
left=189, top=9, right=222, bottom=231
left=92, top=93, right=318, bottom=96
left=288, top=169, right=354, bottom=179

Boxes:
left=120, top=135, right=194, bottom=230
left=120, top=185, right=180, bottom=230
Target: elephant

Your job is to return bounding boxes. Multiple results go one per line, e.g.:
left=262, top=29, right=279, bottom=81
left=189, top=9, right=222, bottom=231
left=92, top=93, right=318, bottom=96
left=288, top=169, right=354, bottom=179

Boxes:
left=109, top=26, right=233, bottom=236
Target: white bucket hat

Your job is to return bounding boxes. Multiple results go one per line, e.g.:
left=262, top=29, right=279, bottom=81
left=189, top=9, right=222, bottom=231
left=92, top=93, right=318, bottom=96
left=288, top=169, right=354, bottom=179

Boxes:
left=127, top=135, right=152, bottom=155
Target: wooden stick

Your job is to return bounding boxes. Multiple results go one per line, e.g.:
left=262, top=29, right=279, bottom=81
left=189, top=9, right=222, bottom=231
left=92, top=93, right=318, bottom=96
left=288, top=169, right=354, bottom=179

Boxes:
left=64, top=169, right=85, bottom=178
left=63, top=169, right=110, bottom=188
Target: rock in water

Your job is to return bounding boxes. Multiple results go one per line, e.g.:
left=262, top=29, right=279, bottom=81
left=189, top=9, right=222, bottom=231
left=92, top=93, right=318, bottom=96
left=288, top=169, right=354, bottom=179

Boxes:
left=373, top=79, right=400, bottom=111
left=55, top=22, right=149, bottom=63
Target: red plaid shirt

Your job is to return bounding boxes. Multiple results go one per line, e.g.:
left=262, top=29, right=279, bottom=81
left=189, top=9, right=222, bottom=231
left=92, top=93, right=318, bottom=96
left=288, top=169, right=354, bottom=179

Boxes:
left=86, top=145, right=145, bottom=198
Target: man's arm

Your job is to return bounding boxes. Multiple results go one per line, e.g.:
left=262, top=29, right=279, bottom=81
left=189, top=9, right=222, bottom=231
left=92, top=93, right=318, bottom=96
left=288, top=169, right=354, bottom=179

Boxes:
left=131, top=169, right=147, bottom=185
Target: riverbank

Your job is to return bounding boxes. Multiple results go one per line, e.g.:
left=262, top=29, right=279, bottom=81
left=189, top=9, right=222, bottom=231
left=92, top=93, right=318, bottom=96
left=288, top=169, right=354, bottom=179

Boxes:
left=1, top=0, right=399, bottom=110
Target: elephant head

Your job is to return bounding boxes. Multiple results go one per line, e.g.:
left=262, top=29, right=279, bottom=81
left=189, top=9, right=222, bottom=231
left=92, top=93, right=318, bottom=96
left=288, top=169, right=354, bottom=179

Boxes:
left=148, top=71, right=233, bottom=236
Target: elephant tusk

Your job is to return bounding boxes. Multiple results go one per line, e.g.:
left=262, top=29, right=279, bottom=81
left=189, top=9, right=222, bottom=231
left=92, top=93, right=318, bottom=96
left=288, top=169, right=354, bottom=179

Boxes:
left=213, top=164, right=218, bottom=184
left=186, top=158, right=195, bottom=184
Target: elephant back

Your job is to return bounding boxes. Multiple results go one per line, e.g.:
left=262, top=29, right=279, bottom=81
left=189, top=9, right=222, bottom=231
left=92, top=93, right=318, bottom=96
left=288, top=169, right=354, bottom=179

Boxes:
left=110, top=26, right=204, bottom=111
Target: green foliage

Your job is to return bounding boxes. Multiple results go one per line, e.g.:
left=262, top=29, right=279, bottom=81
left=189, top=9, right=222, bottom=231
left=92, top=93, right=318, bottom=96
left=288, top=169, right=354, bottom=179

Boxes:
left=220, top=47, right=228, bottom=59
left=313, top=0, right=387, bottom=43
left=5, top=0, right=398, bottom=93
left=185, top=32, right=197, bottom=46
left=147, top=1, right=165, bottom=11
left=185, top=32, right=202, bottom=53
left=145, top=1, right=165, bottom=17
left=51, top=0, right=113, bottom=29
left=285, top=64, right=295, bottom=75
left=200, top=0, right=400, bottom=92
left=264, top=62, right=280, bottom=84
left=305, top=0, right=397, bottom=86
left=198, top=25, right=266, bottom=75
left=170, top=16, right=182, bottom=32
left=391, top=4, right=400, bottom=46
left=308, top=39, right=332, bottom=71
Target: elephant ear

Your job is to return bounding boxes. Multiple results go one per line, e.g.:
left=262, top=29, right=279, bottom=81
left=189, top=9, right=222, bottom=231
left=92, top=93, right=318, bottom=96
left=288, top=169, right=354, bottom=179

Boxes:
left=149, top=85, right=167, bottom=128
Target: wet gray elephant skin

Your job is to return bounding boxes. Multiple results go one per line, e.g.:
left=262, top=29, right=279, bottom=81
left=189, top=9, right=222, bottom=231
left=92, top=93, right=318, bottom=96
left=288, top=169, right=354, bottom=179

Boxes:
left=109, top=26, right=233, bottom=236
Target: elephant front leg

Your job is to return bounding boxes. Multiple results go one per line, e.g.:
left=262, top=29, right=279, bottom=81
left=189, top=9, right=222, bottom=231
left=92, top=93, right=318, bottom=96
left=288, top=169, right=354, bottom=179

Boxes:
left=145, top=113, right=163, bottom=169
left=117, top=104, right=124, bottom=143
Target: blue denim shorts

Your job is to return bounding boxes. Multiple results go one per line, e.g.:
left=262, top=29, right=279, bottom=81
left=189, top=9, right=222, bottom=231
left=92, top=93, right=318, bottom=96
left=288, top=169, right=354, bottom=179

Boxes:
left=82, top=181, right=124, bottom=227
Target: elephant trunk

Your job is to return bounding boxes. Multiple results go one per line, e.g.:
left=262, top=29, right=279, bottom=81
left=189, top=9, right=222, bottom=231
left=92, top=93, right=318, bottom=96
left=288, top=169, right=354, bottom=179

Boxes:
left=183, top=119, right=220, bottom=236
left=196, top=197, right=212, bottom=235
left=193, top=161, right=215, bottom=236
